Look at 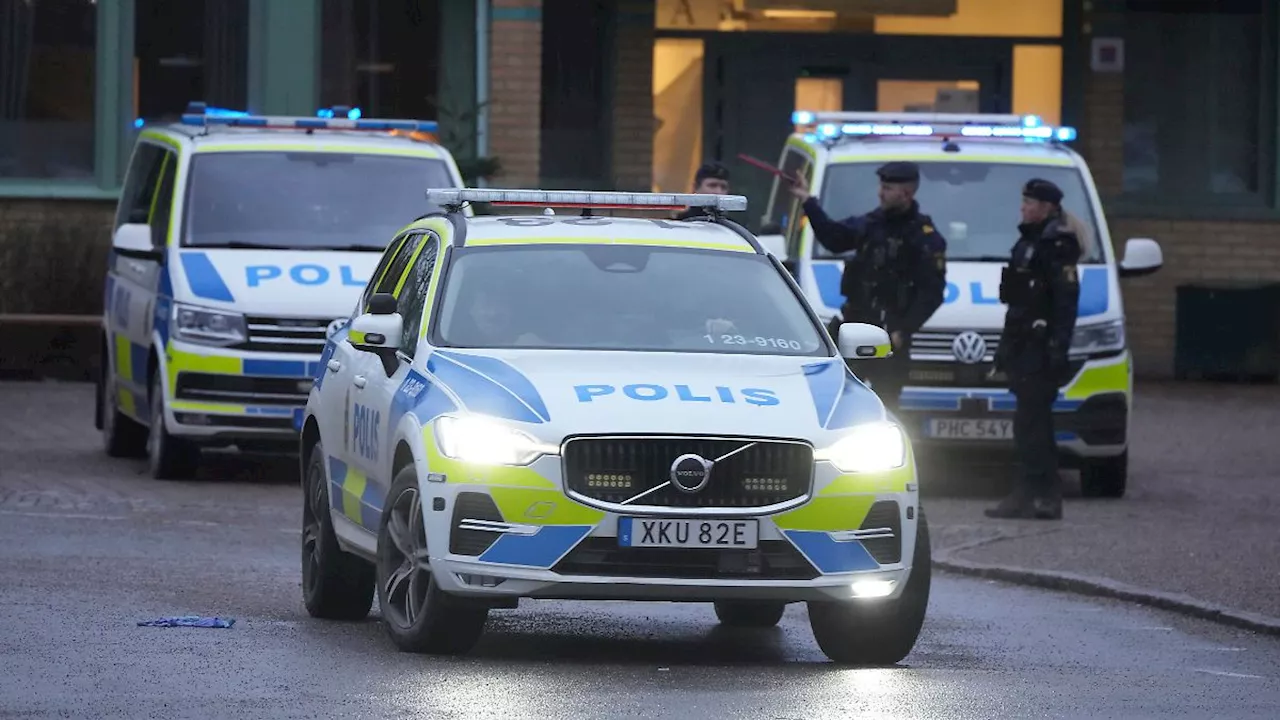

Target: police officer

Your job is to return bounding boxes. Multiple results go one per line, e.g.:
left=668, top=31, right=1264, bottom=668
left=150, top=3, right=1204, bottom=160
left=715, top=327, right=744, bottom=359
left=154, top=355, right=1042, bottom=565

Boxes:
left=674, top=161, right=731, bottom=220
left=787, top=161, right=947, bottom=414
left=986, top=178, right=1082, bottom=521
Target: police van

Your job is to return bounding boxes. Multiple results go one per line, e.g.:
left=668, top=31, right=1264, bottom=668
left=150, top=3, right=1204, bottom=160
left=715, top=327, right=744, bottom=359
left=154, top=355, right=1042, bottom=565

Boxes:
left=97, top=102, right=468, bottom=479
left=756, top=111, right=1163, bottom=498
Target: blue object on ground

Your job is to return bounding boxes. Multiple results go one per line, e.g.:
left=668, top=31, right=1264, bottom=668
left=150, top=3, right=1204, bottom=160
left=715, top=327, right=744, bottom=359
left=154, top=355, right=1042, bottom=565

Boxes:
left=138, top=615, right=235, bottom=628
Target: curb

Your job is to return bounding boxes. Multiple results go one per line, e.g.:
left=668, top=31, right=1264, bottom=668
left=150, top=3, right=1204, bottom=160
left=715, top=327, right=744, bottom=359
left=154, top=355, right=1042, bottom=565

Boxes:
left=932, top=549, right=1280, bottom=638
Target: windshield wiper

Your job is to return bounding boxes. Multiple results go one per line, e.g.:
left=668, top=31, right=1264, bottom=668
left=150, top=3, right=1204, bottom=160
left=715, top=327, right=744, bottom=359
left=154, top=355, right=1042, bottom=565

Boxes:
left=951, top=255, right=1012, bottom=263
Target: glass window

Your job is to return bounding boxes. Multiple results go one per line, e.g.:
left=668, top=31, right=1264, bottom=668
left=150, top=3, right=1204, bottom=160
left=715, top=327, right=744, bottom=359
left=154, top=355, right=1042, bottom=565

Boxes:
left=1121, top=0, right=1266, bottom=200
left=376, top=233, right=426, bottom=297
left=180, top=153, right=457, bottom=250
left=134, top=0, right=249, bottom=124
left=761, top=148, right=813, bottom=259
left=0, top=0, right=96, bottom=179
left=817, top=162, right=1106, bottom=263
left=656, top=0, right=1061, bottom=37
left=396, top=237, right=439, bottom=355
left=149, top=151, right=179, bottom=248
left=358, top=233, right=411, bottom=316
left=434, top=245, right=829, bottom=356
left=115, top=144, right=167, bottom=228
left=319, top=0, right=440, bottom=119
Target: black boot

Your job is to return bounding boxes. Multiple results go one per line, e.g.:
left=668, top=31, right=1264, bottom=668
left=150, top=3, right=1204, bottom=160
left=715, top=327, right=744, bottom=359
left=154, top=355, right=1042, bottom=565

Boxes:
left=984, top=490, right=1035, bottom=519
left=1031, top=495, right=1063, bottom=520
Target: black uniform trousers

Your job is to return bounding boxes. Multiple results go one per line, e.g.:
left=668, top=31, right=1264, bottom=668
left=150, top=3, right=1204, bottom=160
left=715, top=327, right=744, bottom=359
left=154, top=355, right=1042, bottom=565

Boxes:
left=1006, top=340, right=1062, bottom=499
left=853, top=348, right=909, bottom=415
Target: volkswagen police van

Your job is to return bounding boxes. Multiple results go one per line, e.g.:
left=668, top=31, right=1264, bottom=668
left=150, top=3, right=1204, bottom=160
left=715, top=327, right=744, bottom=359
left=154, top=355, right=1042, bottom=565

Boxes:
left=96, top=102, right=467, bottom=479
left=756, top=111, right=1163, bottom=498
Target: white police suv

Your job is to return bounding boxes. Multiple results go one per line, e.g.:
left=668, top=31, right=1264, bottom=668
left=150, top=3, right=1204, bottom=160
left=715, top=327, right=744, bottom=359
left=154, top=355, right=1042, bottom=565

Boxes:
left=299, top=189, right=930, bottom=665
left=97, top=102, right=467, bottom=479
left=757, top=111, right=1164, bottom=498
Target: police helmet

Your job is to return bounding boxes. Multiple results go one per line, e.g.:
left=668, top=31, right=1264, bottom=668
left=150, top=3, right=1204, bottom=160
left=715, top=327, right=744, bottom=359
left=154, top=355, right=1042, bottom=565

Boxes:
left=1023, top=178, right=1064, bottom=205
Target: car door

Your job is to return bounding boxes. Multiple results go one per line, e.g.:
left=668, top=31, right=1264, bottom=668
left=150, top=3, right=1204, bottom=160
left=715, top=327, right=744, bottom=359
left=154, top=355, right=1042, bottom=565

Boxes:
left=107, top=141, right=176, bottom=419
left=341, top=230, right=429, bottom=530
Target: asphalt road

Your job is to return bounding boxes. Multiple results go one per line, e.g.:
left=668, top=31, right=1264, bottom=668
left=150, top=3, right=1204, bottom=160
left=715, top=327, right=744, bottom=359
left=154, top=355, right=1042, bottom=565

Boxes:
left=3, top=382, right=1280, bottom=719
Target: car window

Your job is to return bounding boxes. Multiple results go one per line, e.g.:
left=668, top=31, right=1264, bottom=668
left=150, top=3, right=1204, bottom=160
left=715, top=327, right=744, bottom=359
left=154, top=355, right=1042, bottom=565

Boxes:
left=762, top=148, right=813, bottom=260
left=357, top=233, right=411, bottom=315
left=395, top=234, right=439, bottom=356
left=115, top=143, right=167, bottom=229
left=815, top=161, right=1106, bottom=263
left=434, top=245, right=829, bottom=356
left=148, top=151, right=179, bottom=248
left=180, top=152, right=456, bottom=250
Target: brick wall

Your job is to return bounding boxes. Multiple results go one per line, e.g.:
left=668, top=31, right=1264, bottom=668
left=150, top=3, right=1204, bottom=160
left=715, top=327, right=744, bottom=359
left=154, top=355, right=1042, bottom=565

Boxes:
left=488, top=0, right=543, bottom=187
left=611, top=2, right=655, bottom=191
left=0, top=199, right=115, bottom=316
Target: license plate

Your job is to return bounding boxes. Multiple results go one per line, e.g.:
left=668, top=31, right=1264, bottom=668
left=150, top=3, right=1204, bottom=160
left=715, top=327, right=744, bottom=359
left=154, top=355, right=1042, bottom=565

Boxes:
left=925, top=418, right=1014, bottom=439
left=618, top=517, right=759, bottom=549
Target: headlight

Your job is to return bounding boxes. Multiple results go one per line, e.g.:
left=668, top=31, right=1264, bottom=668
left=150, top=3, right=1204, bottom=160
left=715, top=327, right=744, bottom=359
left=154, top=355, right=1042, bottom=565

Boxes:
left=172, top=303, right=247, bottom=346
left=1070, top=319, right=1125, bottom=356
left=433, top=415, right=554, bottom=466
left=814, top=421, right=907, bottom=474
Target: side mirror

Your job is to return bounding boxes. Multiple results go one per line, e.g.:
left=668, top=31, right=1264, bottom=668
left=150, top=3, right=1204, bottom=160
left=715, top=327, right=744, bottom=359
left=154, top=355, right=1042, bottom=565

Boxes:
left=113, top=223, right=162, bottom=261
left=757, top=233, right=788, bottom=261
left=1119, top=237, right=1162, bottom=278
left=349, top=311, right=402, bottom=351
left=837, top=322, right=892, bottom=360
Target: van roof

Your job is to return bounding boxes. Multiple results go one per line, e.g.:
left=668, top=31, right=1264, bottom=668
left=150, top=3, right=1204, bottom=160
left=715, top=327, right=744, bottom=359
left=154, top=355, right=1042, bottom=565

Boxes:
left=141, top=124, right=451, bottom=158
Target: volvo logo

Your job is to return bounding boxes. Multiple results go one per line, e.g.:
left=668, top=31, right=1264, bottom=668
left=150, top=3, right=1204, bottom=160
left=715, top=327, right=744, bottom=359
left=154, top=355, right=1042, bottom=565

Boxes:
left=951, top=330, right=987, bottom=364
left=669, top=453, right=713, bottom=494
left=326, top=317, right=350, bottom=339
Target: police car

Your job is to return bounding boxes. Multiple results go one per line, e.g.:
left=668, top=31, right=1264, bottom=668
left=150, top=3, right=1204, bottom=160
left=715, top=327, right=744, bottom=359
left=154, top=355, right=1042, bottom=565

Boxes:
left=299, top=189, right=930, bottom=665
left=97, top=102, right=468, bottom=479
left=756, top=111, right=1164, bottom=498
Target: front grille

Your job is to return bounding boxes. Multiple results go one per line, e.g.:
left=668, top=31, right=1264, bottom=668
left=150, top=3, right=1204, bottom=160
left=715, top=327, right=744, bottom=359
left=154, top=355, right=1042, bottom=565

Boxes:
left=552, top=538, right=819, bottom=580
left=174, top=372, right=311, bottom=406
left=238, top=316, right=333, bottom=355
left=449, top=492, right=503, bottom=556
left=911, top=330, right=1002, bottom=363
left=562, top=436, right=813, bottom=510
left=859, top=501, right=902, bottom=565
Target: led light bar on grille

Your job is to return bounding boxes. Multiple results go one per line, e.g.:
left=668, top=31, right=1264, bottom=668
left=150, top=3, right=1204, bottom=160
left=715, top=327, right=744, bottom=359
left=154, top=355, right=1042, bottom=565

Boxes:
left=425, top=188, right=749, bottom=212
left=792, top=110, right=1077, bottom=144
left=179, top=101, right=438, bottom=133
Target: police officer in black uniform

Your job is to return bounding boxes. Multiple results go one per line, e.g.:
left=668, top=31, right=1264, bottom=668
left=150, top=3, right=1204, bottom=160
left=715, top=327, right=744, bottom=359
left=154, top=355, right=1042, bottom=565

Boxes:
left=986, top=178, right=1082, bottom=520
left=674, top=161, right=731, bottom=221
left=787, top=161, right=947, bottom=414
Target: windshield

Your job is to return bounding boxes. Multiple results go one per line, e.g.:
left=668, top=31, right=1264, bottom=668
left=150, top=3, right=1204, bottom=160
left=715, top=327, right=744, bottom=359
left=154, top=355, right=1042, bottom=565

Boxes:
left=434, top=245, right=829, bottom=356
left=816, top=162, right=1106, bottom=263
left=181, top=151, right=455, bottom=250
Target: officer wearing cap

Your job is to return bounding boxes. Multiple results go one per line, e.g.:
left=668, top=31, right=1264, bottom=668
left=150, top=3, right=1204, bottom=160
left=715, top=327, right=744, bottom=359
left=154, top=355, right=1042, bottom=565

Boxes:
left=787, top=161, right=947, bottom=414
left=674, top=161, right=731, bottom=221
left=986, top=178, right=1082, bottom=521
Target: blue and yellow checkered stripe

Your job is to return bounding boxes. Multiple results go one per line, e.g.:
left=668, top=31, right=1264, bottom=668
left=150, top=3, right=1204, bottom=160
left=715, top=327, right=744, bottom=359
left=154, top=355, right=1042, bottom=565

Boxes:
left=326, top=456, right=384, bottom=529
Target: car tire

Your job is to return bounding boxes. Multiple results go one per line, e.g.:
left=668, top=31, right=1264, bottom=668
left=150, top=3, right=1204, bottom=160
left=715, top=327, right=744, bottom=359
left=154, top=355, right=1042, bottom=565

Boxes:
left=1080, top=451, right=1127, bottom=498
left=713, top=600, right=787, bottom=628
left=301, top=440, right=376, bottom=620
left=376, top=466, right=489, bottom=655
left=807, top=510, right=931, bottom=666
left=146, top=372, right=200, bottom=480
left=100, top=358, right=148, bottom=458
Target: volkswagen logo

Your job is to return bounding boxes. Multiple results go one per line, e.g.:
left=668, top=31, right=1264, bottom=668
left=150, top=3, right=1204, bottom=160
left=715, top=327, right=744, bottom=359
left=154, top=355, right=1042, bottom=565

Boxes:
left=326, top=317, right=350, bottom=339
left=951, top=330, right=987, bottom=364
left=669, top=453, right=713, bottom=494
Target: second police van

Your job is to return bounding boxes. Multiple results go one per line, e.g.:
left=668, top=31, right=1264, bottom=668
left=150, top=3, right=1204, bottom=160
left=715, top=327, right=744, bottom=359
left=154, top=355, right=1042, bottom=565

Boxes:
left=97, top=102, right=468, bottom=479
left=757, top=111, right=1163, bottom=498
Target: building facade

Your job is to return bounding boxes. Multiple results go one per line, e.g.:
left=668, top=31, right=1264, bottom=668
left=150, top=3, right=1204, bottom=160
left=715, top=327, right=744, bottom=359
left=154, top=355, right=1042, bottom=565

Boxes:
left=1, top=0, right=1276, bottom=378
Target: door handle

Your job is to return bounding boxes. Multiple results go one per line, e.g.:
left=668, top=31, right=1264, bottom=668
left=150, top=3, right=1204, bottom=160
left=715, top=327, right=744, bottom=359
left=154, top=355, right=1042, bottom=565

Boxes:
left=327, top=359, right=341, bottom=373
left=353, top=375, right=367, bottom=389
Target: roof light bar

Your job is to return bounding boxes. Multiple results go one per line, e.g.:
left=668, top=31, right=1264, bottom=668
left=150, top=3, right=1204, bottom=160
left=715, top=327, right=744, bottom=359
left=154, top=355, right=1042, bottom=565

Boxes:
left=426, top=189, right=748, bottom=213
left=179, top=101, right=437, bottom=133
left=792, top=110, right=1077, bottom=143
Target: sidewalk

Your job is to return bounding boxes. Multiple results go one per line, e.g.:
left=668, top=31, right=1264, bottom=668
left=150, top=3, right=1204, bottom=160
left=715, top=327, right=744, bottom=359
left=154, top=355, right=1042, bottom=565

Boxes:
left=925, top=380, right=1280, bottom=631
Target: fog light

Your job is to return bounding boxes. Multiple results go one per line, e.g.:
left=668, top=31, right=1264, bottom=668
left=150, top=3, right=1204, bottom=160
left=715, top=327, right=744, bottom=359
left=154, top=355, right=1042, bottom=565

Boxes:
left=851, top=579, right=895, bottom=598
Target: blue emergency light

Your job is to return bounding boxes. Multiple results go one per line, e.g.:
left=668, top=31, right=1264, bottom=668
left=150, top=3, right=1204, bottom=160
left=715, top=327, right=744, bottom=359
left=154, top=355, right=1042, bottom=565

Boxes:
left=792, top=110, right=1077, bottom=144
left=179, top=101, right=437, bottom=133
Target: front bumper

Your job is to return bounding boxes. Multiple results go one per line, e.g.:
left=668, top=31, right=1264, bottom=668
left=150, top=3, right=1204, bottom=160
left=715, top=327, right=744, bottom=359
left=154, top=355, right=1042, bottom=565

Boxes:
left=162, top=340, right=322, bottom=443
left=897, top=352, right=1131, bottom=459
left=418, top=451, right=923, bottom=603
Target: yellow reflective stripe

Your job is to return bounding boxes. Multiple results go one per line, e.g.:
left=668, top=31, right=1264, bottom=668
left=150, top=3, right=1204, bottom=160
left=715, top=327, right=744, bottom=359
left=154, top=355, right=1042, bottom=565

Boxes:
left=118, top=387, right=138, bottom=417
left=368, top=235, right=410, bottom=304
left=423, top=427, right=557, bottom=490
left=785, top=136, right=818, bottom=160
left=393, top=232, right=434, bottom=297
left=420, top=232, right=449, bottom=338
left=772, top=494, right=877, bottom=531
left=165, top=347, right=241, bottom=399
left=466, top=236, right=754, bottom=252
left=1063, top=352, right=1130, bottom=400
left=195, top=143, right=441, bottom=158
left=169, top=400, right=251, bottom=414
left=147, top=153, right=172, bottom=224
left=487, top=486, right=605, bottom=527
left=342, top=470, right=368, bottom=524
left=348, top=330, right=370, bottom=345
left=139, top=130, right=183, bottom=153
left=830, top=152, right=1075, bottom=166
left=114, top=334, right=133, bottom=383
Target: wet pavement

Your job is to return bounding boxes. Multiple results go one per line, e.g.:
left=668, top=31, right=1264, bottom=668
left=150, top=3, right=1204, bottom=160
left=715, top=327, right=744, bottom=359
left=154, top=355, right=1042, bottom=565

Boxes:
left=3, top=381, right=1280, bottom=718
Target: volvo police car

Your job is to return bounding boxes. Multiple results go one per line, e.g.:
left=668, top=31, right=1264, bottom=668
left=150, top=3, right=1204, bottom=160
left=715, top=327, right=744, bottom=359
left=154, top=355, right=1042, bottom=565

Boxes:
left=756, top=111, right=1164, bottom=498
left=299, top=189, right=930, bottom=665
left=97, top=102, right=467, bottom=479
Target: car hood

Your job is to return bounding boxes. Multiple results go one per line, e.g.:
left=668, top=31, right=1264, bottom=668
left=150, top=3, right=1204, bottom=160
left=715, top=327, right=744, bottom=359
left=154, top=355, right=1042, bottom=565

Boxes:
left=417, top=348, right=889, bottom=441
left=171, top=248, right=383, bottom=319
